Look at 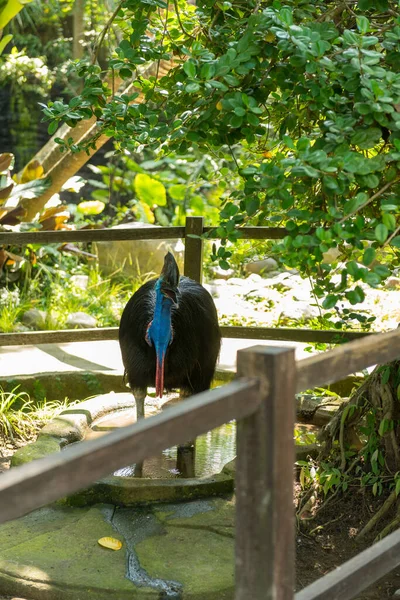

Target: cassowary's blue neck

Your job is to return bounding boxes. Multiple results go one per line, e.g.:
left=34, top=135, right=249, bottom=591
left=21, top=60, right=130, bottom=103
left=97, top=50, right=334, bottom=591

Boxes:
left=146, top=278, right=174, bottom=397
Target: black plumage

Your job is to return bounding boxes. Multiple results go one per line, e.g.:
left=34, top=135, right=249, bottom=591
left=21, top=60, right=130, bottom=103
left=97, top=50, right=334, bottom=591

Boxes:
left=119, top=252, right=221, bottom=419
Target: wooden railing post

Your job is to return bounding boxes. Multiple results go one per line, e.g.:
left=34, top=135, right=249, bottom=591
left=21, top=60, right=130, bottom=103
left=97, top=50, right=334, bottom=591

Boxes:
left=235, top=345, right=296, bottom=600
left=184, top=216, right=204, bottom=283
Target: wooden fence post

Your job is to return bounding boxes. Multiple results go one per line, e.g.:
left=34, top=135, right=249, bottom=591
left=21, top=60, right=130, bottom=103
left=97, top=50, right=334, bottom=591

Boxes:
left=184, top=216, right=204, bottom=283
left=235, top=345, right=296, bottom=600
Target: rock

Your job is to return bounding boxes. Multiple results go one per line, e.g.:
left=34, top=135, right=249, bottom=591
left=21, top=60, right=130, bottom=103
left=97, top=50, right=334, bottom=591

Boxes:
left=14, top=324, right=30, bottom=332
left=386, top=277, right=400, bottom=289
left=21, top=309, right=47, bottom=329
left=209, top=266, right=235, bottom=279
left=392, top=590, right=400, bottom=598
left=70, top=274, right=89, bottom=289
left=94, top=222, right=184, bottom=277
left=246, top=273, right=263, bottom=283
left=245, top=257, right=278, bottom=274
left=280, top=301, right=319, bottom=320
left=226, top=277, right=245, bottom=286
left=65, top=312, right=97, bottom=329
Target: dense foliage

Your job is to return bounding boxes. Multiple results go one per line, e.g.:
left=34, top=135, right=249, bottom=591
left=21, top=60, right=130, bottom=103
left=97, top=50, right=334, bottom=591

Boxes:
left=39, top=0, right=400, bottom=311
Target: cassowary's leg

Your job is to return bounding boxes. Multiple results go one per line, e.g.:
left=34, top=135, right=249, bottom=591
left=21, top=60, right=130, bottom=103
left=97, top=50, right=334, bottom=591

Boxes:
left=133, top=387, right=147, bottom=420
left=176, top=388, right=196, bottom=476
left=132, top=387, right=146, bottom=478
left=176, top=443, right=195, bottom=478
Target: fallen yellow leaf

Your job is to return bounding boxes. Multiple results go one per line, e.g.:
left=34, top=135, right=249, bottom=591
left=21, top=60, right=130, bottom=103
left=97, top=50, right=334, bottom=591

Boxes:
left=98, top=537, right=123, bottom=551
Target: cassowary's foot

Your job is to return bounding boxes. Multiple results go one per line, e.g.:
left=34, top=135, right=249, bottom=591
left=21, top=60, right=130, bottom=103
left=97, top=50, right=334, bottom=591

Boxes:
left=133, top=387, right=147, bottom=420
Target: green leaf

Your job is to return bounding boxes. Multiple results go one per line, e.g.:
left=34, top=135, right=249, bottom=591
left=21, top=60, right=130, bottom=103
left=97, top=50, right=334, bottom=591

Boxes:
left=134, top=173, right=166, bottom=207
left=183, top=61, right=197, bottom=78
left=382, top=213, right=396, bottom=231
left=47, top=121, right=58, bottom=135
left=245, top=197, right=260, bottom=216
left=390, top=236, right=400, bottom=248
left=381, top=366, right=391, bottom=385
left=208, top=80, right=229, bottom=91
left=346, top=286, right=365, bottom=305
left=362, top=247, right=376, bottom=266
left=373, top=265, right=390, bottom=278
left=168, top=184, right=186, bottom=201
left=375, top=223, right=388, bottom=243
left=279, top=7, right=293, bottom=25
left=120, top=67, right=132, bottom=79
left=322, top=294, right=339, bottom=309
left=356, top=16, right=370, bottom=34
left=200, top=63, right=215, bottom=80
left=364, top=271, right=381, bottom=287
left=185, top=82, right=201, bottom=93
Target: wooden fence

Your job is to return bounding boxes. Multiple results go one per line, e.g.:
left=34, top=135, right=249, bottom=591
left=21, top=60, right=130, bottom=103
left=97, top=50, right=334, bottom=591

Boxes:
left=1, top=330, right=400, bottom=598
left=0, top=215, right=372, bottom=347
left=0, top=216, right=399, bottom=598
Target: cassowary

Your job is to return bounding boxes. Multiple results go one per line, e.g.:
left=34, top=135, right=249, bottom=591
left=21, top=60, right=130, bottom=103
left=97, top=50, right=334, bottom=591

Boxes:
left=119, top=251, right=221, bottom=420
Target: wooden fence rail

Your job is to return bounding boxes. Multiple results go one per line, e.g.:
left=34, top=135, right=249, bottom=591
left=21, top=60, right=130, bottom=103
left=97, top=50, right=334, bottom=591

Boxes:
left=0, top=216, right=373, bottom=347
left=0, top=325, right=371, bottom=347
left=2, top=331, right=400, bottom=599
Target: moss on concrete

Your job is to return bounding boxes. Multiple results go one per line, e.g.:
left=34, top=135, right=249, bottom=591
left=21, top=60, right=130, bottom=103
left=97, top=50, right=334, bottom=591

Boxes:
left=0, top=505, right=152, bottom=600
left=67, top=473, right=234, bottom=507
left=137, top=498, right=235, bottom=599
left=0, top=500, right=236, bottom=600
left=11, top=435, right=61, bottom=467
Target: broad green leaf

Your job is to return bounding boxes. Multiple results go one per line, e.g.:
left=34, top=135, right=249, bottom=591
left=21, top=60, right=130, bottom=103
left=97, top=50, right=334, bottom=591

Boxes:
left=382, top=213, right=396, bottom=231
left=183, top=61, right=197, bottom=78
left=375, top=223, right=388, bottom=243
left=134, top=174, right=166, bottom=207
left=362, top=247, right=375, bottom=266
left=168, top=184, right=186, bottom=201
left=390, top=236, right=400, bottom=248
left=48, top=121, right=58, bottom=135
left=322, top=294, right=338, bottom=309
left=0, top=0, right=33, bottom=28
left=356, top=16, right=370, bottom=33
left=245, top=197, right=259, bottom=216
left=185, top=82, right=200, bottom=93
left=346, top=286, right=365, bottom=305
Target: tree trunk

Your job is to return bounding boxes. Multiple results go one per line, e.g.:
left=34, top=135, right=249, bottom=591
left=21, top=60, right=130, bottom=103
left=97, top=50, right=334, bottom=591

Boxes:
left=73, top=0, right=87, bottom=61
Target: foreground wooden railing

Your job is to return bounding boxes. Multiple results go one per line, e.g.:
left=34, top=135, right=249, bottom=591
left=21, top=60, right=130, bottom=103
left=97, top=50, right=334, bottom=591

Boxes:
left=2, top=329, right=400, bottom=598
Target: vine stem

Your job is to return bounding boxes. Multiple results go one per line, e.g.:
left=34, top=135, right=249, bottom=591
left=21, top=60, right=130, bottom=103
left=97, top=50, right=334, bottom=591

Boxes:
left=383, top=223, right=400, bottom=248
left=92, top=0, right=125, bottom=66
left=173, top=0, right=195, bottom=39
left=356, top=488, right=397, bottom=541
left=338, top=178, right=400, bottom=224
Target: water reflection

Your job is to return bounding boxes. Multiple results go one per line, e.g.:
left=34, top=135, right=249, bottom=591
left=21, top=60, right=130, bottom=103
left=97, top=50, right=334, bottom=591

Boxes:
left=113, top=421, right=236, bottom=479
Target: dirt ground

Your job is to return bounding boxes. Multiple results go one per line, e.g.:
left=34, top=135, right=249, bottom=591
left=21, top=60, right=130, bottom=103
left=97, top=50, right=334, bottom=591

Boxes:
left=294, top=483, right=400, bottom=598
left=1, top=445, right=400, bottom=600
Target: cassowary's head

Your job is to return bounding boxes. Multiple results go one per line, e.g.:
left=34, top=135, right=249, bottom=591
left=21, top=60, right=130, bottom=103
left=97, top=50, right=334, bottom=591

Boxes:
left=146, top=252, right=180, bottom=398
left=159, top=251, right=180, bottom=305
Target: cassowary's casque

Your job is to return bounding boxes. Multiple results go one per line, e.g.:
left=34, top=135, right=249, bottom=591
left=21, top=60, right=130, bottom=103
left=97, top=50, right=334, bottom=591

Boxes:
left=119, top=252, right=221, bottom=419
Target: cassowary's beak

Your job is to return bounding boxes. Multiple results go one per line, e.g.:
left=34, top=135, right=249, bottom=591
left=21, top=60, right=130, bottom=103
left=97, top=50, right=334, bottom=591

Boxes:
left=155, top=351, right=166, bottom=398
